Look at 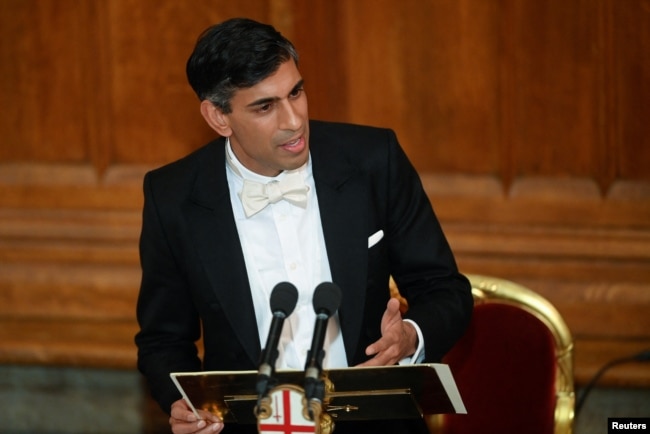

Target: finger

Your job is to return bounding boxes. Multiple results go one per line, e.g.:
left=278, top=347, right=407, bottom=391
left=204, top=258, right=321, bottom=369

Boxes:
left=356, top=357, right=381, bottom=368
left=171, top=417, right=225, bottom=434
left=386, top=296, right=401, bottom=313
left=194, top=420, right=225, bottom=433
left=376, top=299, right=402, bottom=348
left=380, top=298, right=403, bottom=332
left=357, top=347, right=388, bottom=367
left=365, top=334, right=389, bottom=357
left=357, top=345, right=399, bottom=367
left=171, top=400, right=199, bottom=423
left=365, top=298, right=404, bottom=356
left=170, top=417, right=207, bottom=434
left=207, top=421, right=225, bottom=433
left=194, top=408, right=223, bottom=432
left=364, top=331, right=405, bottom=364
left=170, top=409, right=199, bottom=424
left=197, top=409, right=222, bottom=424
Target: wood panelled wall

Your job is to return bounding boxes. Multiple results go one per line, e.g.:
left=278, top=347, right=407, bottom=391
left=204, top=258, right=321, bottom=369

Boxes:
left=1, top=0, right=649, bottom=387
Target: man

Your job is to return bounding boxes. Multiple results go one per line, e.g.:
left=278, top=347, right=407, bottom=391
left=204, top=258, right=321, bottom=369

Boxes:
left=135, top=17, right=472, bottom=434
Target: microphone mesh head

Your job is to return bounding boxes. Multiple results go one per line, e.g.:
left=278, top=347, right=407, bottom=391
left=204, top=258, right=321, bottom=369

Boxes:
left=270, top=282, right=299, bottom=316
left=313, top=282, right=342, bottom=316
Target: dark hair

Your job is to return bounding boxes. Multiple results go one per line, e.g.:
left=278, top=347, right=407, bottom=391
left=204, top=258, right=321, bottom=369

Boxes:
left=186, top=18, right=299, bottom=113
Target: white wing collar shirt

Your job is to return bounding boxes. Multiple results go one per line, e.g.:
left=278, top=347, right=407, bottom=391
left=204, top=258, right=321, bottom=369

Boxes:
left=225, top=138, right=348, bottom=370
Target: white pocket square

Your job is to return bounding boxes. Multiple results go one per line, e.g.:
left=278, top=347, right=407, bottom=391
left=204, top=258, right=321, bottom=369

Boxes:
left=368, top=230, right=384, bottom=248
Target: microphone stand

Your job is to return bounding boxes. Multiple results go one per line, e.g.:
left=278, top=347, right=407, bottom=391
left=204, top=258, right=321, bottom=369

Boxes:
left=304, top=325, right=327, bottom=420
left=303, top=282, right=342, bottom=421
left=254, top=282, right=298, bottom=416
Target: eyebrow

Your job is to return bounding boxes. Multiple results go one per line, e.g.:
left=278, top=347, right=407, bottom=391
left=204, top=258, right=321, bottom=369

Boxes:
left=246, top=79, right=305, bottom=108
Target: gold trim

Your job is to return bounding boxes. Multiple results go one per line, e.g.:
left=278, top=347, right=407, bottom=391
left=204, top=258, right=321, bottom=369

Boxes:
left=465, top=274, right=575, bottom=434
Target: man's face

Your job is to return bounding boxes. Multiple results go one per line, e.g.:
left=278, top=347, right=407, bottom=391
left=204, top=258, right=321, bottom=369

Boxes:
left=221, top=60, right=309, bottom=177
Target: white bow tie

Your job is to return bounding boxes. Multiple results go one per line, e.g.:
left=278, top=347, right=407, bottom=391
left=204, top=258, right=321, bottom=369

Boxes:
left=240, top=171, right=309, bottom=217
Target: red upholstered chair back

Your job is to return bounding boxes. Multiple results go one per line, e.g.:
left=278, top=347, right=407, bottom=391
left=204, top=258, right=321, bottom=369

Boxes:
left=436, top=275, right=575, bottom=434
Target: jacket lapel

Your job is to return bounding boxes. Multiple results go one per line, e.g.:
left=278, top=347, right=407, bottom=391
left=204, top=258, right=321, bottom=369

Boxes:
left=310, top=134, right=369, bottom=363
left=184, top=139, right=261, bottom=366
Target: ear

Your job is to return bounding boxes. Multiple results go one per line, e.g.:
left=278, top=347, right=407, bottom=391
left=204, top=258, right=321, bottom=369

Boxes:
left=200, top=100, right=232, bottom=136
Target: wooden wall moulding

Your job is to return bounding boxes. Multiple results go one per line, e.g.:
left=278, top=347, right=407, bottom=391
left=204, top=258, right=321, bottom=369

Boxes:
left=0, top=206, right=142, bottom=369
left=0, top=163, right=148, bottom=210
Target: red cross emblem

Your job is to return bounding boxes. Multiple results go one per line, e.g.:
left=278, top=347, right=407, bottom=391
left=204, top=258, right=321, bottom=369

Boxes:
left=258, top=387, right=316, bottom=434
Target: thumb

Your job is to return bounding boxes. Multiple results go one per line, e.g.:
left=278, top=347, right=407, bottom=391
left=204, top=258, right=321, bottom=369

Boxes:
left=381, top=298, right=403, bottom=332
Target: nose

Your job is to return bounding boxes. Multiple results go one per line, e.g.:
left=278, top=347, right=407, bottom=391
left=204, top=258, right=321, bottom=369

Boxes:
left=278, top=100, right=302, bottom=131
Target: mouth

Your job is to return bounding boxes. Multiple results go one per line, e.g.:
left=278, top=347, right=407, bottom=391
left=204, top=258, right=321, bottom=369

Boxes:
left=280, top=135, right=306, bottom=153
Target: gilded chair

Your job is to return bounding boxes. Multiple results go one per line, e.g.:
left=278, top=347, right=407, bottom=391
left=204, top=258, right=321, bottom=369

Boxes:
left=427, top=274, right=575, bottom=434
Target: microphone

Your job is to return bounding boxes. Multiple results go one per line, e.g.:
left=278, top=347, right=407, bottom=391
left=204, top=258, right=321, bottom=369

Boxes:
left=255, top=282, right=299, bottom=406
left=303, top=282, right=342, bottom=418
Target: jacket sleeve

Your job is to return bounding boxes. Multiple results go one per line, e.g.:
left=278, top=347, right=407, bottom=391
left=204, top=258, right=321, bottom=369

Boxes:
left=383, top=130, right=473, bottom=362
left=135, top=171, right=202, bottom=414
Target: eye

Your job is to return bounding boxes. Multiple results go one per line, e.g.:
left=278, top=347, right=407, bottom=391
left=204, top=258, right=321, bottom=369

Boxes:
left=256, top=102, right=273, bottom=113
left=289, top=87, right=304, bottom=99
